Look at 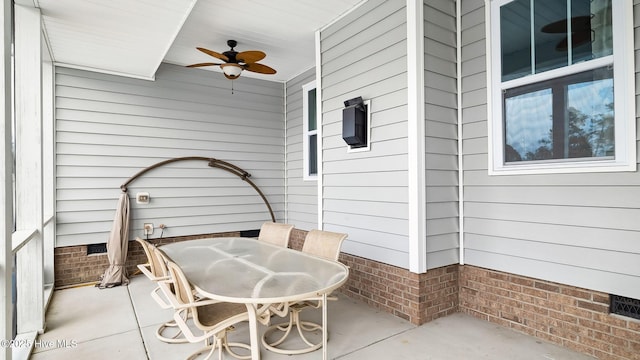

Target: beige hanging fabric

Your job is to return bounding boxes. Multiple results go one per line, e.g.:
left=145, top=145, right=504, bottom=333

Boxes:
left=98, top=191, right=131, bottom=289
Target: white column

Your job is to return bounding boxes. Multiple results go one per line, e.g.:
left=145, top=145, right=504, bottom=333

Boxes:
left=314, top=30, right=323, bottom=229
left=14, top=4, right=44, bottom=334
left=407, top=0, right=426, bottom=273
left=42, top=53, right=55, bottom=290
left=1, top=0, right=15, bottom=357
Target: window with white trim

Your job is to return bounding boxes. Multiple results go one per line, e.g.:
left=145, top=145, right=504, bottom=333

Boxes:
left=489, top=0, right=635, bottom=174
left=302, top=81, right=317, bottom=180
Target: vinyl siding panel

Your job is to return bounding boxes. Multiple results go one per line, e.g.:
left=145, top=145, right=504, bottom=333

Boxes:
left=55, top=63, right=284, bottom=247
left=320, top=0, right=410, bottom=268
left=285, top=67, right=318, bottom=230
left=424, top=0, right=459, bottom=269
left=460, top=0, right=640, bottom=300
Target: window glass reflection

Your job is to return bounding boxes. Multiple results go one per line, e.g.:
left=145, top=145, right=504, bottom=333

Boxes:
left=501, top=0, right=531, bottom=81
left=504, top=67, right=614, bottom=163
left=501, top=0, right=613, bottom=81
left=505, top=89, right=553, bottom=162
left=309, top=134, right=317, bottom=175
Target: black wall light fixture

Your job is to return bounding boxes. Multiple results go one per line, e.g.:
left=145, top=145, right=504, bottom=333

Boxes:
left=342, top=96, right=368, bottom=148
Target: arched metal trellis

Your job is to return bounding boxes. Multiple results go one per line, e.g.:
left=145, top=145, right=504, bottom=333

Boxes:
left=120, top=156, right=275, bottom=221
left=98, top=156, right=275, bottom=289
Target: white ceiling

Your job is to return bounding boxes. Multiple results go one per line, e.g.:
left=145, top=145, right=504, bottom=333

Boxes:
left=30, top=0, right=364, bottom=82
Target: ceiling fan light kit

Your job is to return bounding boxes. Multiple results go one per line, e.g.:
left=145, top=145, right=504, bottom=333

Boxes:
left=220, top=63, right=243, bottom=79
left=186, top=39, right=276, bottom=81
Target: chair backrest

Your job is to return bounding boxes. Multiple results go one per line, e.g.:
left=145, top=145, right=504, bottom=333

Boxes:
left=165, top=259, right=196, bottom=307
left=301, top=229, right=347, bottom=261
left=162, top=255, right=249, bottom=345
left=135, top=237, right=166, bottom=280
left=162, top=257, right=209, bottom=329
left=258, top=222, right=294, bottom=247
left=149, top=245, right=171, bottom=279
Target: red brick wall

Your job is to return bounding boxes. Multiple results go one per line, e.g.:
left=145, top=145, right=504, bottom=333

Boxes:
left=459, top=265, right=640, bottom=360
left=54, top=232, right=239, bottom=288
left=339, top=252, right=458, bottom=325
left=289, top=228, right=307, bottom=251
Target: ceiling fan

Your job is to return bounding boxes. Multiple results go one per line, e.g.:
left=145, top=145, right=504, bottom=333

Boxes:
left=541, top=15, right=592, bottom=51
left=186, top=40, right=276, bottom=80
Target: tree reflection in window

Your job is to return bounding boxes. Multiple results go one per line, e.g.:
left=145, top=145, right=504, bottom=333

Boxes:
left=504, top=67, right=614, bottom=163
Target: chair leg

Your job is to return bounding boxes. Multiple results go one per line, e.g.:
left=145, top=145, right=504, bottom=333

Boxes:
left=187, top=328, right=252, bottom=360
left=261, top=312, right=295, bottom=348
left=222, top=329, right=252, bottom=360
left=261, top=308, right=324, bottom=355
left=156, top=311, right=189, bottom=343
left=185, top=337, right=219, bottom=360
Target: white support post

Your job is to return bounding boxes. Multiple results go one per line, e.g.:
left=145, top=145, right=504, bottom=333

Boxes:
left=42, top=54, right=55, bottom=294
left=314, top=30, right=323, bottom=230
left=407, top=0, right=427, bottom=273
left=1, top=0, right=14, bottom=358
left=14, top=4, right=44, bottom=334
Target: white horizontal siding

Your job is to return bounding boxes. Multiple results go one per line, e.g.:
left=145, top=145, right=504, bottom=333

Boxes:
left=460, top=0, right=640, bottom=300
left=424, top=0, right=459, bottom=270
left=55, top=63, right=285, bottom=247
left=320, top=0, right=410, bottom=268
left=285, top=67, right=318, bottom=230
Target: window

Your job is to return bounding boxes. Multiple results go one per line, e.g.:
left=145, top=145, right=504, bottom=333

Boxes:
left=489, top=0, right=635, bottom=174
left=302, top=81, right=318, bottom=180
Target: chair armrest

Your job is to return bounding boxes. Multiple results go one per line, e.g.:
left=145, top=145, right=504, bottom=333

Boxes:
left=156, top=280, right=223, bottom=310
left=150, top=286, right=172, bottom=309
left=138, top=264, right=169, bottom=282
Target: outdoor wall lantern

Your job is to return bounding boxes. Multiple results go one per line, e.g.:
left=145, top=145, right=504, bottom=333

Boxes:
left=342, top=96, right=368, bottom=148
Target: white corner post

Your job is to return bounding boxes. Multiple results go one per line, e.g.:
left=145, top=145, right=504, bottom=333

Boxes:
left=14, top=4, right=45, bottom=334
left=456, top=0, right=464, bottom=265
left=314, top=29, right=324, bottom=230
left=42, top=44, right=56, bottom=296
left=1, top=0, right=14, bottom=358
left=407, top=0, right=427, bottom=273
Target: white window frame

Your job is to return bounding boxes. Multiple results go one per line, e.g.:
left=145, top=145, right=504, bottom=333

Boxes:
left=487, top=0, right=636, bottom=175
left=302, top=80, right=318, bottom=180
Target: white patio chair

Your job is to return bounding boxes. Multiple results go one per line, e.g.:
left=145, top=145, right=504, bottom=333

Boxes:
left=158, top=254, right=252, bottom=360
left=135, top=237, right=188, bottom=344
left=261, top=229, right=347, bottom=354
left=257, top=222, right=294, bottom=247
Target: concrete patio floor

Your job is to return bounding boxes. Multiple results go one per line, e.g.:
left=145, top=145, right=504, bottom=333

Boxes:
left=30, top=275, right=596, bottom=360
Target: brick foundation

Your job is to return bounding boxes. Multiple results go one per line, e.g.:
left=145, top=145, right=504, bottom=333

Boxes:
left=339, top=253, right=458, bottom=325
left=54, top=232, right=240, bottom=288
left=288, top=227, right=307, bottom=251
left=459, top=265, right=640, bottom=360
left=293, top=229, right=458, bottom=325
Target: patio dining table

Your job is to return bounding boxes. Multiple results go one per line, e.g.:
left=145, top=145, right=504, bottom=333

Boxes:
left=160, top=237, right=350, bottom=360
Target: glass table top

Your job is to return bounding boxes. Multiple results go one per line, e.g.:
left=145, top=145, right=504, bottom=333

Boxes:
left=160, top=237, right=349, bottom=303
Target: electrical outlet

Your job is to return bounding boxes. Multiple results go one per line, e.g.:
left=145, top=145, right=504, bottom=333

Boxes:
left=143, top=223, right=154, bottom=235
left=136, top=192, right=150, bottom=204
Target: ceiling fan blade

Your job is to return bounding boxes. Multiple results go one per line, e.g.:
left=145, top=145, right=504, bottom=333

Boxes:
left=186, top=62, right=223, bottom=68
left=541, top=15, right=591, bottom=33
left=244, top=62, right=276, bottom=74
left=555, top=31, right=591, bottom=51
left=196, top=47, right=229, bottom=62
left=237, top=50, right=266, bottom=64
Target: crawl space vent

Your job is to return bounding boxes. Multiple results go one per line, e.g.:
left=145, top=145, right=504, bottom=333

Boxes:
left=610, top=294, right=640, bottom=320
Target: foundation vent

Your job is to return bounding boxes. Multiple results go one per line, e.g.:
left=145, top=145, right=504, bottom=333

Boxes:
left=87, top=243, right=107, bottom=255
left=610, top=294, right=640, bottom=320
